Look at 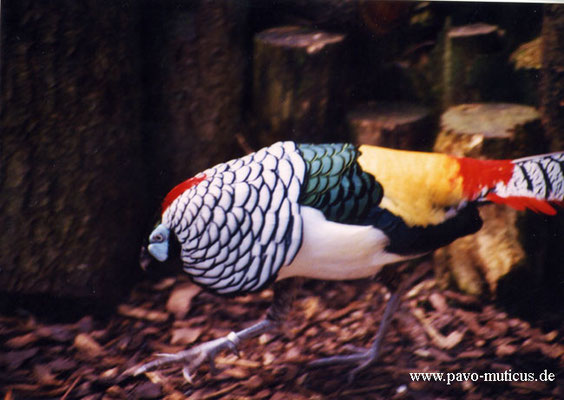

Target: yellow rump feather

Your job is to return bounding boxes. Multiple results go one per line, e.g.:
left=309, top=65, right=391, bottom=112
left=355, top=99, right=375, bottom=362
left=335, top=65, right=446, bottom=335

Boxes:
left=357, top=145, right=465, bottom=226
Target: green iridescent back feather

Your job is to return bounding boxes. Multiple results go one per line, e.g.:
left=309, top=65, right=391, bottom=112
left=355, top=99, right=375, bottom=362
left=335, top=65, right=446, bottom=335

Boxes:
left=296, top=143, right=383, bottom=224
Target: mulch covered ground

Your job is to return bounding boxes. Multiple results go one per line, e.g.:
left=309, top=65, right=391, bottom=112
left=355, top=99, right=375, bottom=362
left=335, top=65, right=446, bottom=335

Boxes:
left=1, top=270, right=563, bottom=399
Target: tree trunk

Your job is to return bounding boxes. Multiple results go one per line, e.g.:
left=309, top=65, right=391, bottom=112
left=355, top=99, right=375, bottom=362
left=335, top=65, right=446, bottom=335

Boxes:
left=541, top=5, right=564, bottom=151
left=443, top=23, right=506, bottom=107
left=347, top=101, right=435, bottom=150
left=433, top=103, right=547, bottom=297
left=539, top=4, right=564, bottom=311
left=509, top=37, right=541, bottom=106
left=252, top=26, right=347, bottom=146
left=144, top=0, right=249, bottom=197
left=1, top=1, right=146, bottom=302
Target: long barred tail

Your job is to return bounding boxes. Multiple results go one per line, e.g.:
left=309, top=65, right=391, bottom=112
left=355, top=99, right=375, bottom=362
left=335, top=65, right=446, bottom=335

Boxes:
left=484, top=152, right=564, bottom=215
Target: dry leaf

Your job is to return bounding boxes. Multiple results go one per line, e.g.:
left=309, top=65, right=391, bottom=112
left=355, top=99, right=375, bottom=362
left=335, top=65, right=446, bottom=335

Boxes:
left=117, top=304, right=169, bottom=322
left=428, top=293, right=447, bottom=313
left=1, top=348, right=39, bottom=370
left=254, top=389, right=272, bottom=399
left=202, top=382, right=239, bottom=400
left=495, top=343, right=517, bottom=357
left=412, top=307, right=464, bottom=350
left=243, top=375, right=264, bottom=390
left=5, top=332, right=38, bottom=348
left=458, top=349, right=486, bottom=358
left=47, top=357, right=78, bottom=372
left=153, top=277, right=176, bottom=291
left=100, top=367, right=119, bottom=381
left=170, top=327, right=203, bottom=345
left=105, top=385, right=126, bottom=398
left=131, top=381, right=162, bottom=399
left=163, top=392, right=187, bottom=400
left=74, top=333, right=105, bottom=358
left=36, top=325, right=74, bottom=342
left=302, top=297, right=320, bottom=320
left=220, top=366, right=250, bottom=380
left=166, top=283, right=202, bottom=320
left=543, top=330, right=558, bottom=342
left=33, top=364, right=61, bottom=386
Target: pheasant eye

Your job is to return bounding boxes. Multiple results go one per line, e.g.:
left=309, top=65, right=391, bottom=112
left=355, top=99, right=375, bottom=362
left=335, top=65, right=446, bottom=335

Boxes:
left=153, top=234, right=164, bottom=242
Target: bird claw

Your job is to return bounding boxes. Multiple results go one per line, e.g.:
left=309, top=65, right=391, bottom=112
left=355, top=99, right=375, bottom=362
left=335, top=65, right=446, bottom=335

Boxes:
left=308, top=346, right=379, bottom=384
left=182, top=366, right=194, bottom=384
left=134, top=332, right=241, bottom=383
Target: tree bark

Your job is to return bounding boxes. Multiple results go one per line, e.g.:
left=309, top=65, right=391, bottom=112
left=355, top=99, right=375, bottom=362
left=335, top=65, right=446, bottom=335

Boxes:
left=144, top=0, right=249, bottom=196
left=347, top=101, right=435, bottom=150
left=433, top=103, right=547, bottom=297
left=443, top=23, right=505, bottom=107
left=541, top=5, right=564, bottom=151
left=509, top=37, right=541, bottom=106
left=539, top=4, right=564, bottom=311
left=1, top=1, right=146, bottom=302
left=252, top=26, right=347, bottom=146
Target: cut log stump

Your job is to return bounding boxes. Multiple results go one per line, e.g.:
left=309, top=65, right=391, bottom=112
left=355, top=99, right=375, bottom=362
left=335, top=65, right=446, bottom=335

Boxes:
left=253, top=26, right=346, bottom=146
left=0, top=1, right=146, bottom=302
left=433, top=103, right=548, bottom=297
left=541, top=5, right=564, bottom=152
left=443, top=23, right=505, bottom=107
left=152, top=1, right=248, bottom=190
left=509, top=37, right=541, bottom=106
left=435, top=103, right=543, bottom=158
left=347, top=102, right=435, bottom=150
left=540, top=4, right=564, bottom=309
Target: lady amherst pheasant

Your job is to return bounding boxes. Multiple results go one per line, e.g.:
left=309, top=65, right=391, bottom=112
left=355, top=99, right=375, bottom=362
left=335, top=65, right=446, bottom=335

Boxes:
left=136, top=141, right=564, bottom=382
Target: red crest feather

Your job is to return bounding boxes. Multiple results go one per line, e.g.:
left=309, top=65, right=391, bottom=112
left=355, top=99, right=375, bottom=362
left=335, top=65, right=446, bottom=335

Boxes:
left=162, top=174, right=207, bottom=214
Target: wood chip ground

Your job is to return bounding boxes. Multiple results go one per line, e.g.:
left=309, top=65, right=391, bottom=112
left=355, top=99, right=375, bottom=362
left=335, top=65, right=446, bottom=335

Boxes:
left=1, top=274, right=563, bottom=399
